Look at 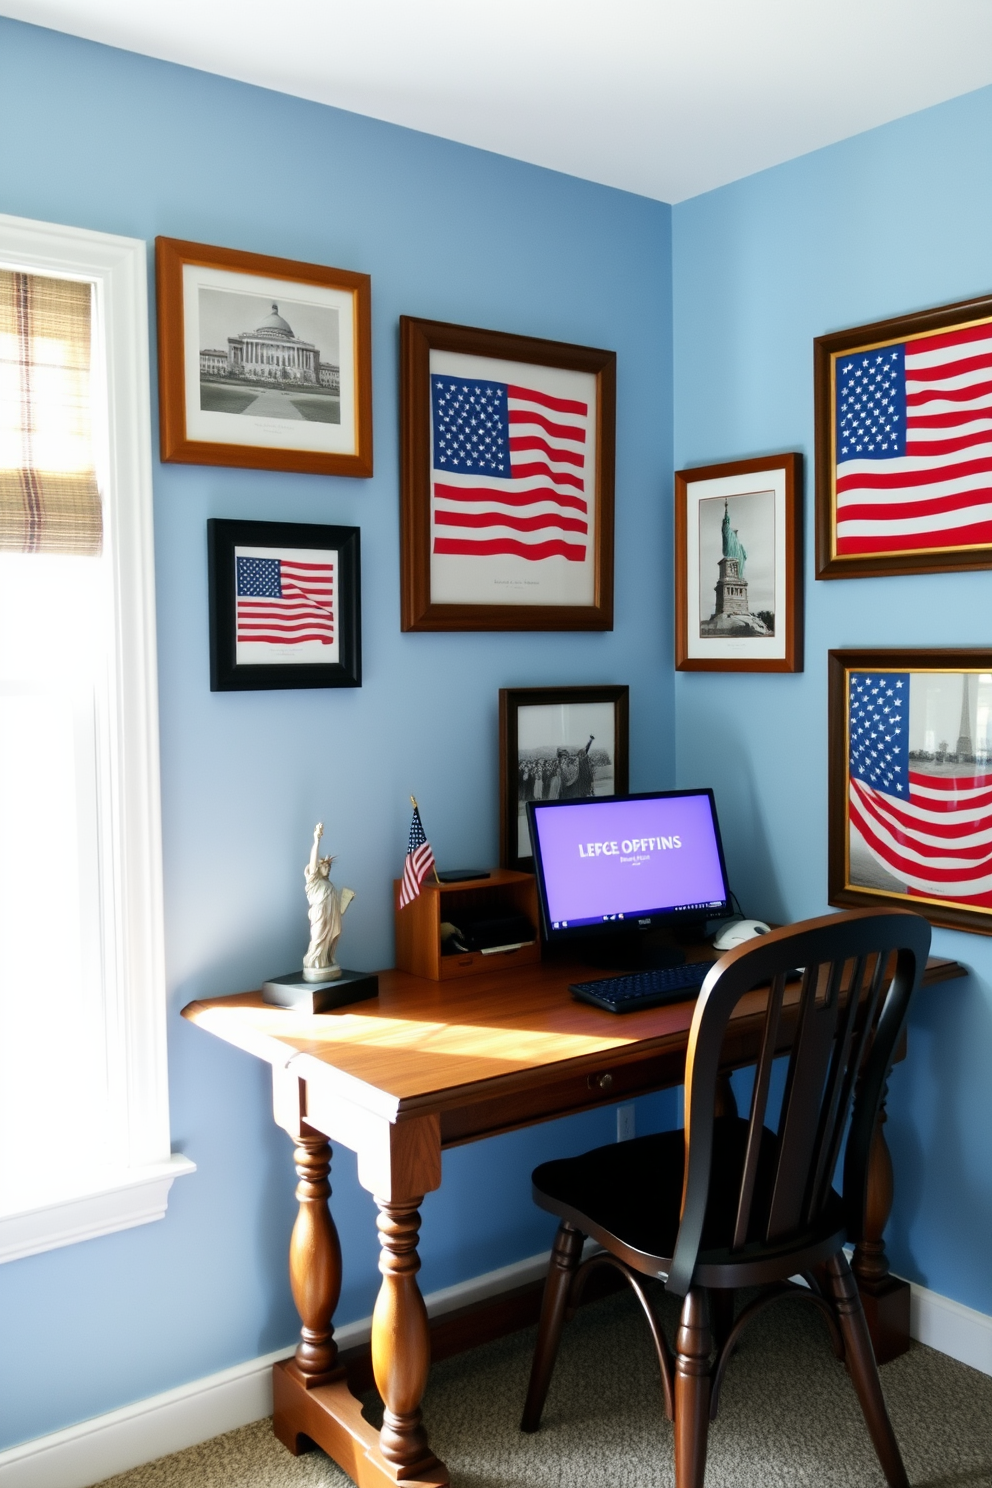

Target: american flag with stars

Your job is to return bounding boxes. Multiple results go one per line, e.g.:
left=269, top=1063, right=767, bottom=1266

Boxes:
left=399, top=801, right=436, bottom=909
left=430, top=375, right=589, bottom=563
left=236, top=554, right=335, bottom=647
left=848, top=671, right=992, bottom=907
left=834, top=320, right=992, bottom=557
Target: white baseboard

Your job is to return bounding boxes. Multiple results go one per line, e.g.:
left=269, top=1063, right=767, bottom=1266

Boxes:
left=2, top=1256, right=987, bottom=1488
left=0, top=1247, right=556, bottom=1488
left=910, top=1280, right=992, bottom=1376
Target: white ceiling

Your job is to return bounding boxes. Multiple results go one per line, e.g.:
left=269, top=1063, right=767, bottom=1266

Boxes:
left=6, top=0, right=992, bottom=202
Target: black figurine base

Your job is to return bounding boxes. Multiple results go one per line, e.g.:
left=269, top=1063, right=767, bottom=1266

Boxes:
left=261, top=968, right=379, bottom=1013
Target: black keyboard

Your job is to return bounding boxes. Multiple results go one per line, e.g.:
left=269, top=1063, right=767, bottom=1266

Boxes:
left=569, top=960, right=711, bottom=1013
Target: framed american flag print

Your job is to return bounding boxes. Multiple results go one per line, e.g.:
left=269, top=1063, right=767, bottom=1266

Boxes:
left=828, top=648, right=992, bottom=935
left=399, top=317, right=615, bottom=631
left=207, top=518, right=361, bottom=691
left=815, top=292, right=992, bottom=578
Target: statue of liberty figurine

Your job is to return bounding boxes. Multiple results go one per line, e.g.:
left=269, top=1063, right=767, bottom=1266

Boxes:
left=722, top=500, right=747, bottom=577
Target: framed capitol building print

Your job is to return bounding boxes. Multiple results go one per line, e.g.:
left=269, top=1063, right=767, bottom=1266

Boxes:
left=828, top=648, right=992, bottom=935
left=156, top=238, right=372, bottom=477
left=815, top=292, right=992, bottom=578
left=675, top=453, right=803, bottom=672
left=399, top=316, right=615, bottom=631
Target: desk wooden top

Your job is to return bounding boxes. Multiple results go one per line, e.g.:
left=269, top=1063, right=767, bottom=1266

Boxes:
left=181, top=953, right=964, bottom=1125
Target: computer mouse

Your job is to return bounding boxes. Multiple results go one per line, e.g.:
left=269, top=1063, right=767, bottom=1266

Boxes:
left=712, top=918, right=771, bottom=951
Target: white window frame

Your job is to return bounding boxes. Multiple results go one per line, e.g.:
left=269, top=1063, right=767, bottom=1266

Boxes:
left=0, top=213, right=193, bottom=1263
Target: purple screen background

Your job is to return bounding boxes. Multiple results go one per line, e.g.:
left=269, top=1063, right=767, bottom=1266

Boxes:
left=533, top=794, right=727, bottom=924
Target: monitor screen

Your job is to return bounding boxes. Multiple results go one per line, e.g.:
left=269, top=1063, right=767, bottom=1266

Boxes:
left=528, top=789, right=731, bottom=941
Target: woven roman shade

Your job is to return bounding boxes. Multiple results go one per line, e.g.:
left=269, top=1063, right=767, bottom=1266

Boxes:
left=0, top=269, right=102, bottom=554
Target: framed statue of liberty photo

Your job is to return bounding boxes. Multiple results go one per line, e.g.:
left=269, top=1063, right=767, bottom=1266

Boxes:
left=674, top=453, right=803, bottom=672
left=829, top=647, right=992, bottom=935
left=399, top=316, right=615, bottom=631
left=156, top=237, right=373, bottom=477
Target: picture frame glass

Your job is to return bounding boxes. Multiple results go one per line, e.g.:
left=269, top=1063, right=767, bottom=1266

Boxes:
left=515, top=700, right=617, bottom=859
left=845, top=665, right=992, bottom=920
left=182, top=263, right=357, bottom=456
left=830, top=320, right=992, bottom=567
left=428, top=350, right=598, bottom=609
left=685, top=468, right=787, bottom=662
left=234, top=544, right=339, bottom=666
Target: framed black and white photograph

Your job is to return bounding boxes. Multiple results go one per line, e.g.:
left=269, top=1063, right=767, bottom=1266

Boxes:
left=499, top=685, right=628, bottom=869
left=157, top=238, right=372, bottom=478
left=675, top=453, right=803, bottom=672
left=207, top=519, right=361, bottom=691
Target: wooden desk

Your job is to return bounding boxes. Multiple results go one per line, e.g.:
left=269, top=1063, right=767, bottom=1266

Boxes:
left=182, top=950, right=963, bottom=1488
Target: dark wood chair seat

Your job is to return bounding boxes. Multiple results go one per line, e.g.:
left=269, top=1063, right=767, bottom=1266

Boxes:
left=521, top=908, right=932, bottom=1488
left=532, top=1118, right=846, bottom=1289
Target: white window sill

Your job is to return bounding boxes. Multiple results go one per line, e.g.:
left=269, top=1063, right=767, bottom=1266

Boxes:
left=0, top=1154, right=196, bottom=1263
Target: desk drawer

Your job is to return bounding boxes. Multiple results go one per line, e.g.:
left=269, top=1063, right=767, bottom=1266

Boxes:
left=439, top=1046, right=688, bottom=1147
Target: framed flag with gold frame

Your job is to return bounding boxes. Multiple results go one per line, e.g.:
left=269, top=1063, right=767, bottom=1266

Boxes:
left=815, top=292, right=992, bottom=579
left=828, top=647, right=992, bottom=935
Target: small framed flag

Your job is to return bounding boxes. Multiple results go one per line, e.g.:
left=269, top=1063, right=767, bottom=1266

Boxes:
left=815, top=292, right=992, bottom=578
left=399, top=316, right=615, bottom=631
left=207, top=518, right=361, bottom=691
left=829, top=648, right=992, bottom=935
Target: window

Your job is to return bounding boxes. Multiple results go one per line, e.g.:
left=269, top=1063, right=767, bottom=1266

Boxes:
left=0, top=213, right=193, bottom=1262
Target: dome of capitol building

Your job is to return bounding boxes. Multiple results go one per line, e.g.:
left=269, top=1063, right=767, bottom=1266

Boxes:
left=253, top=303, right=295, bottom=339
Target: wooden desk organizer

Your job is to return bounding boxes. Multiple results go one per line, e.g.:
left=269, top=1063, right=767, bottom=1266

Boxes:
left=394, top=869, right=541, bottom=980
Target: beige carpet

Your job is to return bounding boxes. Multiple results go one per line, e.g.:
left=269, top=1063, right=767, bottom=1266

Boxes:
left=96, top=1287, right=992, bottom=1487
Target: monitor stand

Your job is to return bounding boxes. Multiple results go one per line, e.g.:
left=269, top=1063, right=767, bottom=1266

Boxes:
left=575, top=930, right=687, bottom=972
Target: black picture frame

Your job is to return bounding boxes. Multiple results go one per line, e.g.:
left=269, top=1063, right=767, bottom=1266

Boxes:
left=207, top=518, right=361, bottom=691
left=499, top=684, right=629, bottom=871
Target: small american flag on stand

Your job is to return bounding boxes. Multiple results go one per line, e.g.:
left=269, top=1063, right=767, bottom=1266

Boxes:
left=835, top=321, right=992, bottom=557
left=399, top=798, right=436, bottom=908
left=430, top=375, right=589, bottom=563
left=848, top=671, right=992, bottom=908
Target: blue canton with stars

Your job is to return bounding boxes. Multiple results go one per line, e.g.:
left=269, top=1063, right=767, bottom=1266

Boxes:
left=849, top=672, right=910, bottom=796
left=431, top=376, right=512, bottom=480
left=836, top=346, right=907, bottom=461
left=237, top=556, right=282, bottom=597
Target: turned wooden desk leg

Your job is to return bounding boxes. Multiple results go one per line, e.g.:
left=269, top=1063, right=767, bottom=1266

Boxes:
left=852, top=1096, right=910, bottom=1364
left=289, top=1130, right=343, bottom=1387
left=372, top=1197, right=438, bottom=1478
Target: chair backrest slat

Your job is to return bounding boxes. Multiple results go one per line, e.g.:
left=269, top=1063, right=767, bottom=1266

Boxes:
left=806, top=952, right=886, bottom=1223
left=666, top=908, right=930, bottom=1299
left=766, top=957, right=846, bottom=1240
left=733, top=968, right=786, bottom=1249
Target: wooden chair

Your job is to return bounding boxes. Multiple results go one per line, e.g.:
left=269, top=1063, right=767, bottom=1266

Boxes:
left=520, top=907, right=931, bottom=1488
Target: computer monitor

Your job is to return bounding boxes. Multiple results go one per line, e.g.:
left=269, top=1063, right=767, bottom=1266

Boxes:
left=527, top=789, right=732, bottom=965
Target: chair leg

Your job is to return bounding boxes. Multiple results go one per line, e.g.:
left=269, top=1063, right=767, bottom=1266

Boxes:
left=674, top=1286, right=713, bottom=1488
left=520, top=1222, right=584, bottom=1432
left=823, top=1251, right=909, bottom=1488
left=708, top=1287, right=735, bottom=1355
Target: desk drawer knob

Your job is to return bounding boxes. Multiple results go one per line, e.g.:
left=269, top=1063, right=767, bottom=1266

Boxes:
left=591, top=1071, right=614, bottom=1092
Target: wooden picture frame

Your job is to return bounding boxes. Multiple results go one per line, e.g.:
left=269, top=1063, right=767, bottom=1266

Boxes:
left=207, top=518, right=361, bottom=691
left=815, top=292, right=992, bottom=578
left=399, top=316, right=615, bottom=631
left=828, top=647, right=992, bottom=935
left=675, top=453, right=803, bottom=672
left=156, top=237, right=372, bottom=477
left=499, top=685, right=629, bottom=870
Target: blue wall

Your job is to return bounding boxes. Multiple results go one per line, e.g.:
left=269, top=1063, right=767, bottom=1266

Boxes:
left=0, top=19, right=674, bottom=1447
left=673, top=86, right=992, bottom=1318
